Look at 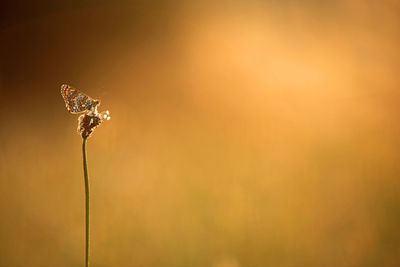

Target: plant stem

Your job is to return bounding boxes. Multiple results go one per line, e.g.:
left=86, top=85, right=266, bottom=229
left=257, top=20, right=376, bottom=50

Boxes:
left=82, top=138, right=90, bottom=267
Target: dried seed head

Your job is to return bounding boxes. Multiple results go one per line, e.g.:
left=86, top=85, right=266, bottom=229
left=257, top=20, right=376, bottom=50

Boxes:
left=78, top=108, right=111, bottom=139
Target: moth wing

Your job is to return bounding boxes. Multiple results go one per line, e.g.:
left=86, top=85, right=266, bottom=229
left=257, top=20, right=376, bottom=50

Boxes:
left=61, top=84, right=96, bottom=114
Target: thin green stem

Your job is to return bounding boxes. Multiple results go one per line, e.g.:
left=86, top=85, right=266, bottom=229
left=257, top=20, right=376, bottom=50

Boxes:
left=82, top=138, right=90, bottom=267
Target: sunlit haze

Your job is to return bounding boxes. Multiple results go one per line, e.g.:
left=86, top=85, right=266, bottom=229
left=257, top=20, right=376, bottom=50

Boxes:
left=1, top=1, right=400, bottom=266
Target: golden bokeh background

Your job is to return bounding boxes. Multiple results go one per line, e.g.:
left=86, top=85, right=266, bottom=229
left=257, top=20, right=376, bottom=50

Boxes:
left=1, top=1, right=400, bottom=266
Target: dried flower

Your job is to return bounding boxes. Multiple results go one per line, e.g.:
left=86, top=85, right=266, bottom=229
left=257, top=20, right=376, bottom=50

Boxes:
left=78, top=108, right=111, bottom=138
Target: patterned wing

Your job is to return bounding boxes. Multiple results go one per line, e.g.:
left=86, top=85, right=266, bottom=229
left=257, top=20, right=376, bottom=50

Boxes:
left=61, top=84, right=98, bottom=114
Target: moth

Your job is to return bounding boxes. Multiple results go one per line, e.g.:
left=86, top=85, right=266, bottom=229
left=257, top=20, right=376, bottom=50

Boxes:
left=61, top=84, right=101, bottom=114
left=61, top=84, right=110, bottom=138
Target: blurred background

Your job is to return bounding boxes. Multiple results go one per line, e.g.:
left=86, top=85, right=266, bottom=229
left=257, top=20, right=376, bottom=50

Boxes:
left=1, top=0, right=400, bottom=266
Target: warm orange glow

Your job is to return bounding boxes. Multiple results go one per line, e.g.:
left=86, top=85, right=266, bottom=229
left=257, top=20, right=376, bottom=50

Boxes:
left=1, top=1, right=400, bottom=266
